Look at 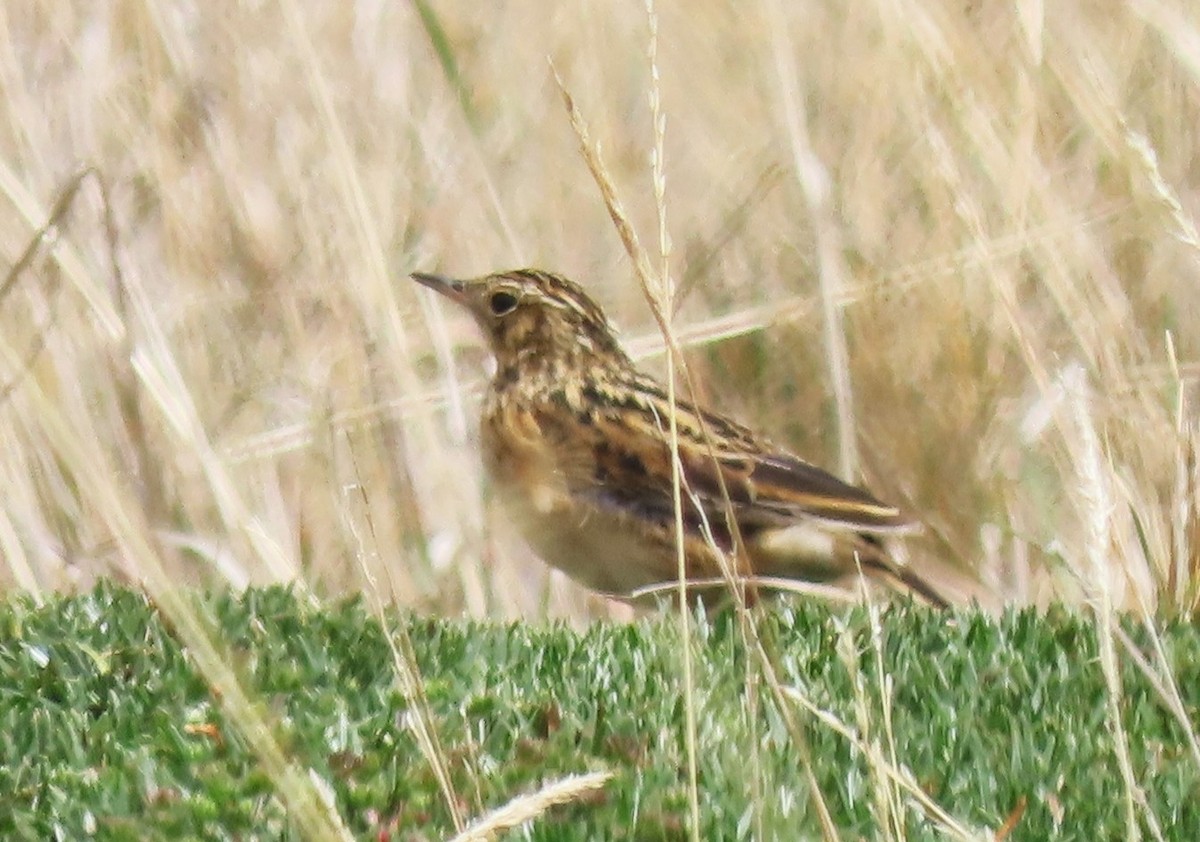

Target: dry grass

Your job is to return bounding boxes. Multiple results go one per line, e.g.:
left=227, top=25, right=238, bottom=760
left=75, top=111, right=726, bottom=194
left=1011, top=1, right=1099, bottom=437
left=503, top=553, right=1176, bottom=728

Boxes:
left=2, top=2, right=1200, bottom=834
left=4, top=1, right=1198, bottom=617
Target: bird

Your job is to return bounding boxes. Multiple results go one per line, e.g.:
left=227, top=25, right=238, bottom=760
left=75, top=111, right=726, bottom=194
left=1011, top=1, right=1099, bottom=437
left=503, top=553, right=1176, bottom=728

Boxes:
left=411, top=268, right=948, bottom=608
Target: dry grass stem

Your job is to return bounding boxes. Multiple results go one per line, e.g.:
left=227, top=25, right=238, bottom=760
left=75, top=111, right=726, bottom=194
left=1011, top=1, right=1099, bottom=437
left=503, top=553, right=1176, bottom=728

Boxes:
left=643, top=3, right=702, bottom=839
left=447, top=770, right=613, bottom=842
left=1070, top=376, right=1165, bottom=842
left=344, top=447, right=471, bottom=831
left=781, top=682, right=984, bottom=841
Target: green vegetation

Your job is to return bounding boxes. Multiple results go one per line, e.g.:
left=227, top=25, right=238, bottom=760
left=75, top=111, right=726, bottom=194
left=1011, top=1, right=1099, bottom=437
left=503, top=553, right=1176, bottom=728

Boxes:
left=2, top=584, right=1196, bottom=839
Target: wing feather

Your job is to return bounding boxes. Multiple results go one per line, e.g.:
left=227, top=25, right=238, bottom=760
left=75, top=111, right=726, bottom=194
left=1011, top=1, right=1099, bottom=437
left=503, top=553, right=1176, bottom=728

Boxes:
left=566, top=386, right=916, bottom=537
left=747, top=454, right=917, bottom=531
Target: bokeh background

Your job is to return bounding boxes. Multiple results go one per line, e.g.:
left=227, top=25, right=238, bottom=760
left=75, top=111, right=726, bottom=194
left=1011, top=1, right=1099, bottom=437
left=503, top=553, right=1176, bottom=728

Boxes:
left=1, top=1, right=1198, bottom=618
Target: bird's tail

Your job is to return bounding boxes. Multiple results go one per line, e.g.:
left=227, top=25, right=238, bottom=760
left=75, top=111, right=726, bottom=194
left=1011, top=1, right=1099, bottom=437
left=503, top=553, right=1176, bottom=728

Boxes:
left=877, top=561, right=951, bottom=609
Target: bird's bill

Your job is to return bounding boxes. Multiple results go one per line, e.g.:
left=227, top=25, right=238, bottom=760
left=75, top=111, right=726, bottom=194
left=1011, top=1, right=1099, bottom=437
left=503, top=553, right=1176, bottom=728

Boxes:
left=411, top=272, right=470, bottom=306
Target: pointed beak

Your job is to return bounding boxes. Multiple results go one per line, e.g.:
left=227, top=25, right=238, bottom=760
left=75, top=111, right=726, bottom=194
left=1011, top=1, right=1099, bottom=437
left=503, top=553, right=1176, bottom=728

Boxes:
left=410, top=272, right=468, bottom=305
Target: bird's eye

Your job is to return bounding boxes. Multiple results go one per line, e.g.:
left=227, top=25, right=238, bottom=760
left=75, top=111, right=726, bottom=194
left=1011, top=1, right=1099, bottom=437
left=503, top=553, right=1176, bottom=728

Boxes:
left=489, top=291, right=519, bottom=316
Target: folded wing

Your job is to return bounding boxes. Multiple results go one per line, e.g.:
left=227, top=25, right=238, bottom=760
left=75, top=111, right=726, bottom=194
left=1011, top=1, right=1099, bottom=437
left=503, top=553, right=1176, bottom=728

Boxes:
left=565, top=385, right=917, bottom=538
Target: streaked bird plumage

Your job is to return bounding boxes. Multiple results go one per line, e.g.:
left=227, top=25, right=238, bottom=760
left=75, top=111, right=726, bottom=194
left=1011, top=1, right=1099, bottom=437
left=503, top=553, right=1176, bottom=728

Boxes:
left=412, top=268, right=947, bottom=607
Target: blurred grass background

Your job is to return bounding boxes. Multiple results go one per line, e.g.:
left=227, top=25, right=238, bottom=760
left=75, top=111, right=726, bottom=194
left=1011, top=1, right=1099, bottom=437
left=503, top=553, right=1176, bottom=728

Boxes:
left=1, top=1, right=1198, bottom=619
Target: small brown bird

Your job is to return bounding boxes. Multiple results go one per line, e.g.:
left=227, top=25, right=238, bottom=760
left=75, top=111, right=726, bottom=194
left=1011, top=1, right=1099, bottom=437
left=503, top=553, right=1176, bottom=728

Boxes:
left=412, top=268, right=947, bottom=608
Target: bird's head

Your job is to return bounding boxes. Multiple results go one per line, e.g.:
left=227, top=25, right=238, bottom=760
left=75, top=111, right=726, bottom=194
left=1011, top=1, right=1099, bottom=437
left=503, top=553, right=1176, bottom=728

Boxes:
left=411, top=269, right=630, bottom=370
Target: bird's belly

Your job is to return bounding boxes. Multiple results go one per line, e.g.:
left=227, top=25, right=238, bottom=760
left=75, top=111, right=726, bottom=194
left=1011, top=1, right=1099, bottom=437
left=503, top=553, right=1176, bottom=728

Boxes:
left=481, top=398, right=708, bottom=596
left=497, top=484, right=676, bottom=595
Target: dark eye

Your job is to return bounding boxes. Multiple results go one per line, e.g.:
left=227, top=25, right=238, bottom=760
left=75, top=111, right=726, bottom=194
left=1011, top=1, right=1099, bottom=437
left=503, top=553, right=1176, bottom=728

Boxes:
left=489, top=291, right=518, bottom=316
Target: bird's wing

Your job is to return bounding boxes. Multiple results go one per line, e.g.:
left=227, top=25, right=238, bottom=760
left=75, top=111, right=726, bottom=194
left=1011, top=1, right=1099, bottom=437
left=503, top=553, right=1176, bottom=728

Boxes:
left=669, top=447, right=918, bottom=535
left=698, top=451, right=918, bottom=533
left=555, top=376, right=917, bottom=537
